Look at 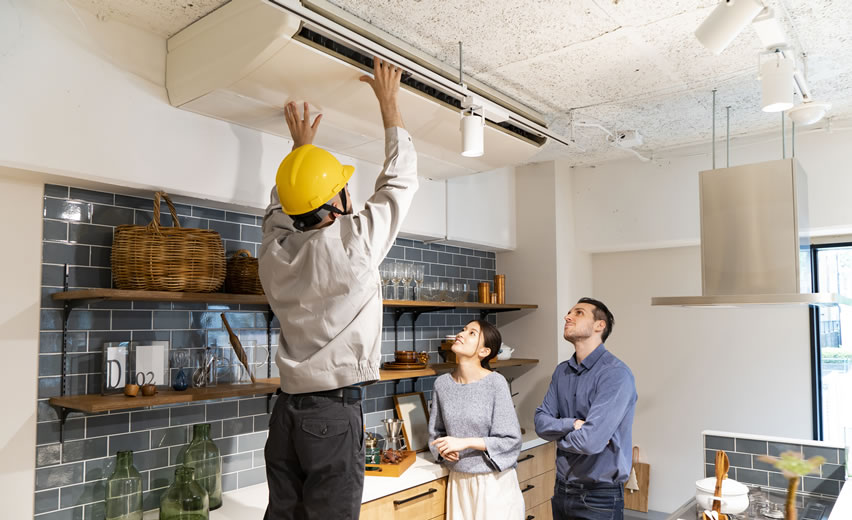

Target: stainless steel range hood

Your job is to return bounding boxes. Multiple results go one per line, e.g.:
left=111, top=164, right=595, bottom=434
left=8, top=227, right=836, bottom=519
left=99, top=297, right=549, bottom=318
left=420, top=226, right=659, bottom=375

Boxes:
left=652, top=158, right=851, bottom=307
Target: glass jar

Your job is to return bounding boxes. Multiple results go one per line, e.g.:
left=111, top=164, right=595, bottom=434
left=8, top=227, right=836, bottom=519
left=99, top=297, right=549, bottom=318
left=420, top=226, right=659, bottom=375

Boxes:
left=183, top=424, right=222, bottom=510
left=365, top=434, right=380, bottom=464
left=104, top=450, right=143, bottom=520
left=159, top=466, right=208, bottom=520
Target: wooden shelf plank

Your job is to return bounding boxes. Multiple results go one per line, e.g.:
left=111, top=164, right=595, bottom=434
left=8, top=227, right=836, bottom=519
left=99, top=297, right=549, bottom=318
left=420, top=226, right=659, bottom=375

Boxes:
left=379, top=358, right=538, bottom=381
left=49, top=382, right=280, bottom=413
left=51, top=289, right=538, bottom=311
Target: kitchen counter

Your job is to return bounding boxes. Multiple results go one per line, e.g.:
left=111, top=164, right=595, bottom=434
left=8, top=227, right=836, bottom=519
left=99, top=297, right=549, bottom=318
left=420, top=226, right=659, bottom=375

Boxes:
left=830, top=479, right=851, bottom=520
left=143, top=433, right=549, bottom=519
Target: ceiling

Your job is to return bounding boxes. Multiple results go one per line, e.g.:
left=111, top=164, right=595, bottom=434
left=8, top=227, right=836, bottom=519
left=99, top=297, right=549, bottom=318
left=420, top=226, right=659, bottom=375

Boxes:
left=72, top=0, right=852, bottom=165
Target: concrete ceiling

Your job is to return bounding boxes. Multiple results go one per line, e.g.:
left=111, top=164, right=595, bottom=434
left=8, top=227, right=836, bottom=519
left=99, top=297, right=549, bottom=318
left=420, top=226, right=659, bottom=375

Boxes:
left=72, top=0, right=852, bottom=165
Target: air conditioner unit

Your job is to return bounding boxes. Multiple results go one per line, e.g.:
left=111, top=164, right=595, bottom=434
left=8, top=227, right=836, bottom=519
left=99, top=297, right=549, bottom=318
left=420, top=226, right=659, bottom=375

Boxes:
left=165, top=0, right=548, bottom=179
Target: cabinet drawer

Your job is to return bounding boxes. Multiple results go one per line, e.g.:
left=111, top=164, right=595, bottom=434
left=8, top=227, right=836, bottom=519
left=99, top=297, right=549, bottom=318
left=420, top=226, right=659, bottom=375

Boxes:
left=360, top=477, right=447, bottom=520
left=520, top=469, right=556, bottom=511
left=524, top=499, right=553, bottom=520
left=516, top=442, right=556, bottom=482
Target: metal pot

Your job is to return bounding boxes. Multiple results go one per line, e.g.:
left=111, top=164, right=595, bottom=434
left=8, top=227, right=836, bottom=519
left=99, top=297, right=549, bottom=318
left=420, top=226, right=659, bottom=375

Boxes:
left=694, top=477, right=749, bottom=514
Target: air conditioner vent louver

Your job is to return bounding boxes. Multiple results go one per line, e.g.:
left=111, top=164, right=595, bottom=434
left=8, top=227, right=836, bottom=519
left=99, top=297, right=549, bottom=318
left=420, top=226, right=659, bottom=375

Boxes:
left=296, top=27, right=545, bottom=146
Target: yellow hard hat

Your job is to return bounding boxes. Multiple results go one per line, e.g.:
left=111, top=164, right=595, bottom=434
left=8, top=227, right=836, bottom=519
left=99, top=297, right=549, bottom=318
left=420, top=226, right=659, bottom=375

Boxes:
left=275, top=144, right=355, bottom=216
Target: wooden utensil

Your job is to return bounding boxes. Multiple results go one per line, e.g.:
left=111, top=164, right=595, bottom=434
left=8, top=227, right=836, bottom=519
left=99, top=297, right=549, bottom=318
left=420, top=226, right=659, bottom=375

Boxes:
left=220, top=313, right=256, bottom=383
left=701, top=450, right=730, bottom=520
left=624, top=445, right=650, bottom=512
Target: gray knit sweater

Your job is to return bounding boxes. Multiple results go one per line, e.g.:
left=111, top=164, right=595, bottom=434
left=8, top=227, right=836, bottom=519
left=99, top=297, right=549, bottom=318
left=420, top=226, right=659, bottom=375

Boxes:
left=428, top=371, right=522, bottom=474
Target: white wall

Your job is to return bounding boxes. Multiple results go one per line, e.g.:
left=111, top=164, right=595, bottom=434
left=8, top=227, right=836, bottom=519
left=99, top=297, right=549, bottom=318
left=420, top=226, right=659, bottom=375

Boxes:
left=497, top=161, right=592, bottom=431
left=593, top=245, right=812, bottom=513
left=573, top=123, right=852, bottom=252
left=0, top=169, right=46, bottom=518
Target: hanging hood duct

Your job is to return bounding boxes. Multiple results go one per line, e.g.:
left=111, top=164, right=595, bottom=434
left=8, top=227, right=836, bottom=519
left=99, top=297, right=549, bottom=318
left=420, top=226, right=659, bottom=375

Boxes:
left=651, top=157, right=851, bottom=307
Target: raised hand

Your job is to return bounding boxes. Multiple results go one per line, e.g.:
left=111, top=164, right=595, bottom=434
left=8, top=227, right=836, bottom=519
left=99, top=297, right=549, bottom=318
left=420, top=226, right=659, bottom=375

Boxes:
left=359, top=57, right=404, bottom=129
left=284, top=101, right=322, bottom=150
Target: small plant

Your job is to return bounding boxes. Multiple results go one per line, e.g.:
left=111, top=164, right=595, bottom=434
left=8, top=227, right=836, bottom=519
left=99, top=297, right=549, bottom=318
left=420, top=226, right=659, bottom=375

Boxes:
left=757, top=451, right=825, bottom=520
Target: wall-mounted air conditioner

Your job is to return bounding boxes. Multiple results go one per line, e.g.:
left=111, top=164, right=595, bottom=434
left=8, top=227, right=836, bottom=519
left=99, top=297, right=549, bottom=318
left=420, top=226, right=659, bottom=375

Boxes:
left=166, top=0, right=549, bottom=178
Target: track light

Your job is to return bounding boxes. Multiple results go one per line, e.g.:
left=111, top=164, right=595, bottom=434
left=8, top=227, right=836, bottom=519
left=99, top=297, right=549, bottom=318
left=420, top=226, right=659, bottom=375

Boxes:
left=695, top=0, right=765, bottom=55
left=761, top=52, right=794, bottom=112
left=460, top=108, right=484, bottom=157
left=751, top=8, right=786, bottom=50
left=787, top=102, right=831, bottom=126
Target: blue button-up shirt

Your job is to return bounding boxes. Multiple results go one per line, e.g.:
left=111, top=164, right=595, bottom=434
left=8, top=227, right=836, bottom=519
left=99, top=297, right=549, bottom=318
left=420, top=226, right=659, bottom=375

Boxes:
left=534, top=344, right=637, bottom=484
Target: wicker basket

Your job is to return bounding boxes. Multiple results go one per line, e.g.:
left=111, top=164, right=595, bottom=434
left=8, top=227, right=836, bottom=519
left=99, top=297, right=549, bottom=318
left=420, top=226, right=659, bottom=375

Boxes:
left=111, top=192, right=226, bottom=292
left=225, top=249, right=265, bottom=295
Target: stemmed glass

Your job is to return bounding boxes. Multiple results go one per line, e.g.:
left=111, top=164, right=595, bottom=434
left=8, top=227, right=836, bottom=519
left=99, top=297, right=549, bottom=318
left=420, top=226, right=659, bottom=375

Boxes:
left=400, top=263, right=413, bottom=301
left=379, top=262, right=392, bottom=300
left=412, top=264, right=425, bottom=300
left=390, top=262, right=403, bottom=300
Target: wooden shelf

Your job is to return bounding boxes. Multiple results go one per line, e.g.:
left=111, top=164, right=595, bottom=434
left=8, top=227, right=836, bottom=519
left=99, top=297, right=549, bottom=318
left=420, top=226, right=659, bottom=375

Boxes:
left=379, top=358, right=538, bottom=381
left=51, top=289, right=538, bottom=312
left=49, top=382, right=280, bottom=414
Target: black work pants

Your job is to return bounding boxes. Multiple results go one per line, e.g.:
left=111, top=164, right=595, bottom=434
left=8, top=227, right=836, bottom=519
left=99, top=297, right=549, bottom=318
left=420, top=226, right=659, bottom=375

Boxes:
left=264, top=391, right=365, bottom=520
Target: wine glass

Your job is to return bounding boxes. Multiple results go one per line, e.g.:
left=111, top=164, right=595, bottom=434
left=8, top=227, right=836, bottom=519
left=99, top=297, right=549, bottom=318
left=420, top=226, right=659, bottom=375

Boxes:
left=390, top=262, right=403, bottom=300
left=379, top=262, right=392, bottom=300
left=412, top=264, right=425, bottom=300
left=438, top=281, right=449, bottom=302
left=400, top=263, right=413, bottom=301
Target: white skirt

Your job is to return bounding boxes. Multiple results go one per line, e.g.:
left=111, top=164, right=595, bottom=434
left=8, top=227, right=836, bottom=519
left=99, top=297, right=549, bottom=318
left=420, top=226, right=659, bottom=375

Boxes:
left=446, top=468, right=526, bottom=520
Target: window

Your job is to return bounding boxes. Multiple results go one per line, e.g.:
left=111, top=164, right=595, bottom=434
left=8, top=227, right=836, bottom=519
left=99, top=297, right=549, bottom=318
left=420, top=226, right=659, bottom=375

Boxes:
left=812, top=243, right=852, bottom=443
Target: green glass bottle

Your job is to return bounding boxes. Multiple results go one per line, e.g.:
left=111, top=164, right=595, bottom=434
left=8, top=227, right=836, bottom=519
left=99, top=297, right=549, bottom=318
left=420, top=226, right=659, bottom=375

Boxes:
left=182, top=423, right=223, bottom=510
left=104, top=451, right=143, bottom=520
left=159, top=466, right=209, bottom=520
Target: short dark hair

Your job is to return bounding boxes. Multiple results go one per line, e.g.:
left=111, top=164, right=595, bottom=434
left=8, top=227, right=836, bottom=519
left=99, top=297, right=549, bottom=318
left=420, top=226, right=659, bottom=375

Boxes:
left=577, top=297, right=615, bottom=342
left=470, top=319, right=502, bottom=369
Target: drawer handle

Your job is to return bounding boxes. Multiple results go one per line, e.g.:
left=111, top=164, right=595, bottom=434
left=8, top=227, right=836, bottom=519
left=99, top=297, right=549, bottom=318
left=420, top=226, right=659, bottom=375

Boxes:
left=521, top=484, right=535, bottom=493
left=393, top=488, right=437, bottom=506
left=518, top=454, right=535, bottom=463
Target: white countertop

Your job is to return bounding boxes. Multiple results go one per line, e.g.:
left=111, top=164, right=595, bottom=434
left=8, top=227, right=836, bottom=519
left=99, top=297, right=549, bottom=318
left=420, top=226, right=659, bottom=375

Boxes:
left=829, top=480, right=851, bottom=520
left=143, top=434, right=549, bottom=519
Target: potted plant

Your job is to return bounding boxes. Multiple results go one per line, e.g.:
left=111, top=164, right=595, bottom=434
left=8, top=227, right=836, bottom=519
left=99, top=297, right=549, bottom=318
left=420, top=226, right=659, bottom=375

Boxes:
left=757, top=451, right=825, bottom=520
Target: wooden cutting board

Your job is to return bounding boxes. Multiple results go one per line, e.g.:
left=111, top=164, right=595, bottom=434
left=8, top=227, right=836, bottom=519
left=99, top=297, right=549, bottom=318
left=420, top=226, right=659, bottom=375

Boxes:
left=624, top=446, right=650, bottom=512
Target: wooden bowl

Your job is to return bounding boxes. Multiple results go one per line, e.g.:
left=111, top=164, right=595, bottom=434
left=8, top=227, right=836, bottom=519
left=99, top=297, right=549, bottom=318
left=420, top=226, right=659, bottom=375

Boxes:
left=124, top=384, right=139, bottom=397
left=394, top=350, right=417, bottom=363
left=140, top=384, right=158, bottom=396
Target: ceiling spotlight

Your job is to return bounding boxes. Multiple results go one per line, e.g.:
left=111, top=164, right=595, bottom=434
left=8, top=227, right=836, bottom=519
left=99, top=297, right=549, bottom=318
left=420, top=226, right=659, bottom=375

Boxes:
left=786, top=102, right=831, bottom=126
left=761, top=53, right=794, bottom=112
left=751, top=8, right=786, bottom=50
left=695, top=0, right=765, bottom=55
left=460, top=108, right=484, bottom=157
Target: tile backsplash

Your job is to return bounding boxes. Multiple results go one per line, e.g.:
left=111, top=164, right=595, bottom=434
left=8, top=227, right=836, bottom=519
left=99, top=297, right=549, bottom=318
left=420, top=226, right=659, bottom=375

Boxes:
left=703, top=431, right=847, bottom=497
left=37, top=184, right=496, bottom=519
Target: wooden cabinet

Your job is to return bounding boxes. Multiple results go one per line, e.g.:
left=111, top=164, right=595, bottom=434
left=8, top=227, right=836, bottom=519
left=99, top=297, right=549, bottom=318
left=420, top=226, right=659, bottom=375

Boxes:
left=360, top=477, right=447, bottom=520
left=518, top=442, right=556, bottom=518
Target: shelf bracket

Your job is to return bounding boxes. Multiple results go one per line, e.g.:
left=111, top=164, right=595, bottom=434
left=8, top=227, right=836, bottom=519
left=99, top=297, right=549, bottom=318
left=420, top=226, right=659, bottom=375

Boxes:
left=479, top=309, right=491, bottom=320
left=56, top=406, right=70, bottom=444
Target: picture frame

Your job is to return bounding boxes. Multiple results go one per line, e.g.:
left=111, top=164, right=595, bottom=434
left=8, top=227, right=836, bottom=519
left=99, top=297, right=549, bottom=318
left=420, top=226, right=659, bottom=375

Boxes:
left=393, top=392, right=430, bottom=453
left=101, top=341, right=132, bottom=395
left=130, top=341, right=170, bottom=387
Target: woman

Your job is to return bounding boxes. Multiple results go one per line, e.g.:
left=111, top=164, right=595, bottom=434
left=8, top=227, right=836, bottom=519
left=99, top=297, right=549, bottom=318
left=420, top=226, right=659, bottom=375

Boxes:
left=428, top=319, right=524, bottom=520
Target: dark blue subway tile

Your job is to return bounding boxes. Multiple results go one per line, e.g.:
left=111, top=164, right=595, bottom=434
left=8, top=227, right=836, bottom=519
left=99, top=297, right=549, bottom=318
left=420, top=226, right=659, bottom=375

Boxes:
left=62, top=437, right=108, bottom=463
left=84, top=502, right=105, bottom=520
left=108, top=431, right=150, bottom=455
left=821, top=463, right=846, bottom=480
left=238, top=466, right=266, bottom=487
left=254, top=415, right=270, bottom=432
left=87, top=413, right=130, bottom=438
left=803, top=476, right=840, bottom=496
left=803, top=445, right=839, bottom=464
left=36, top=444, right=62, bottom=467
left=42, top=265, right=66, bottom=287
left=83, top=458, right=109, bottom=482
left=239, top=397, right=267, bottom=417
left=226, top=211, right=258, bottom=225
left=240, top=224, right=262, bottom=243
left=43, top=198, right=92, bottom=222
left=131, top=409, right=171, bottom=432
left=190, top=311, right=222, bottom=330
left=152, top=311, right=189, bottom=330
left=67, top=310, right=111, bottom=331
left=112, top=311, right=152, bottom=330
left=238, top=432, right=267, bottom=452
left=59, top=479, right=105, bottom=509
left=43, top=220, right=69, bottom=242
left=736, top=468, right=768, bottom=485
left=43, top=243, right=90, bottom=266
left=88, top=330, right=131, bottom=350
left=223, top=452, right=253, bottom=474
left=151, top=426, right=189, bottom=448
left=35, top=462, right=84, bottom=491
left=35, top=488, right=59, bottom=515
left=68, top=353, right=100, bottom=374
left=193, top=206, right=226, bottom=220
left=68, top=223, right=112, bottom=247
left=130, top=330, right=169, bottom=343
left=222, top=417, right=254, bottom=438
left=133, top=448, right=170, bottom=472
left=91, top=205, right=133, bottom=227
left=115, top=194, right=155, bottom=211
left=133, top=209, right=172, bottom=227
left=768, top=441, right=802, bottom=457
left=68, top=266, right=110, bottom=288
left=170, top=404, right=206, bottom=426
left=34, top=506, right=83, bottom=520
left=38, top=377, right=61, bottom=399
left=133, top=301, right=172, bottom=310
left=70, top=188, right=113, bottom=205
left=45, top=184, right=69, bottom=198
left=207, top=401, right=239, bottom=422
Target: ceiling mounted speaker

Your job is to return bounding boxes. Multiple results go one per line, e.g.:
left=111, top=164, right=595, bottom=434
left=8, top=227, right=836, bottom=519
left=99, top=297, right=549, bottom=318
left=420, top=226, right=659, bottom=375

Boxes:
left=786, top=102, right=831, bottom=126
left=761, top=53, right=794, bottom=112
left=461, top=111, right=484, bottom=157
left=695, top=0, right=764, bottom=55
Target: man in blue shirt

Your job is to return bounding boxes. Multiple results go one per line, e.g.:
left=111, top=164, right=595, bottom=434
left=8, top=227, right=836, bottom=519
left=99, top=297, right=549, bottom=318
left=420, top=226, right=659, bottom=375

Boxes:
left=534, top=297, right=637, bottom=520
